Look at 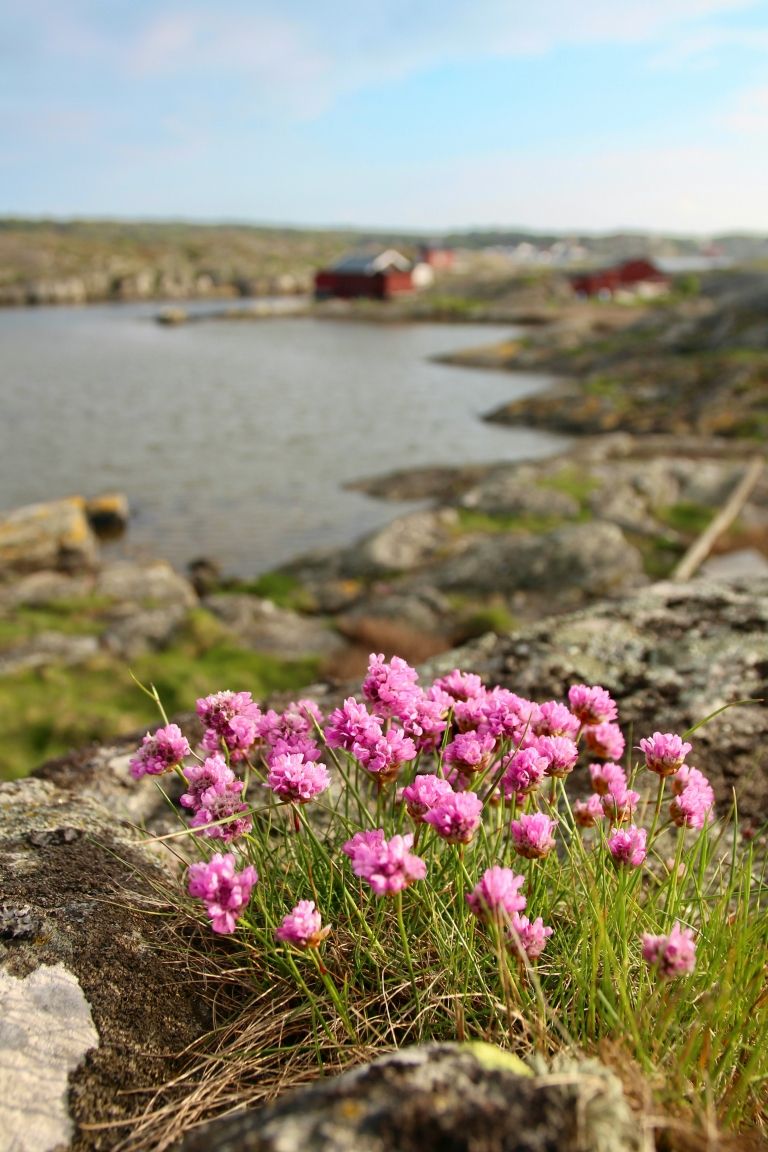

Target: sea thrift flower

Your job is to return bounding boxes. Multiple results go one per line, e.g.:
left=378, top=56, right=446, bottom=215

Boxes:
left=479, top=688, right=536, bottom=742
left=362, top=653, right=420, bottom=719
left=346, top=830, right=426, bottom=896
left=568, top=684, right=618, bottom=726
left=453, top=694, right=490, bottom=732
left=187, top=852, right=257, bottom=934
left=583, top=722, right=625, bottom=761
left=500, top=747, right=548, bottom=800
left=189, top=787, right=253, bottom=842
left=400, top=690, right=449, bottom=752
left=642, top=922, right=696, bottom=977
left=275, top=900, right=329, bottom=949
left=607, top=825, right=647, bottom=868
left=258, top=700, right=323, bottom=751
left=508, top=913, right=553, bottom=961
left=324, top=697, right=383, bottom=752
left=532, top=700, right=581, bottom=739
left=180, top=753, right=236, bottom=810
left=342, top=827, right=386, bottom=866
left=573, top=793, right=605, bottom=828
left=423, top=791, right=483, bottom=844
left=443, top=731, right=496, bottom=776
left=353, top=726, right=417, bottom=782
left=197, top=691, right=261, bottom=760
left=510, top=812, right=558, bottom=859
left=534, top=734, right=579, bottom=778
left=129, top=723, right=190, bottom=779
left=267, top=753, right=330, bottom=803
left=639, top=732, right=692, bottom=777
left=589, top=761, right=627, bottom=796
left=601, top=786, right=640, bottom=825
left=669, top=770, right=715, bottom=829
left=466, top=865, right=527, bottom=923
left=401, top=774, right=454, bottom=821
left=267, top=735, right=323, bottom=765
left=434, top=669, right=485, bottom=701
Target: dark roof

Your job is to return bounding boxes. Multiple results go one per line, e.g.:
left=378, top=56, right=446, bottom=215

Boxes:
left=328, top=249, right=412, bottom=275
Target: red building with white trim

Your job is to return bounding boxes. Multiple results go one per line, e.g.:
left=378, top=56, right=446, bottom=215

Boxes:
left=570, top=258, right=669, bottom=298
left=315, top=250, right=414, bottom=300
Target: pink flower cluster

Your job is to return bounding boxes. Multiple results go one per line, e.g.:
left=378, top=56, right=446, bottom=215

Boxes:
left=669, top=765, right=715, bottom=829
left=641, top=922, right=696, bottom=977
left=187, top=852, right=258, bottom=934
left=423, top=791, right=483, bottom=844
left=275, top=900, right=329, bottom=949
left=639, top=731, right=692, bottom=777
left=181, top=752, right=252, bottom=842
left=129, top=723, right=190, bottom=779
left=325, top=695, right=416, bottom=781
left=197, top=691, right=262, bottom=761
left=466, top=866, right=552, bottom=960
left=509, top=812, right=557, bottom=859
left=343, top=829, right=426, bottom=896
left=267, top=753, right=330, bottom=803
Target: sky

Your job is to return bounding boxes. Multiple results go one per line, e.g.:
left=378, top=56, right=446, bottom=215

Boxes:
left=1, top=0, right=767, bottom=233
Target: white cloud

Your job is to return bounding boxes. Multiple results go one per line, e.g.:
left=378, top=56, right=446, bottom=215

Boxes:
left=717, top=83, right=768, bottom=134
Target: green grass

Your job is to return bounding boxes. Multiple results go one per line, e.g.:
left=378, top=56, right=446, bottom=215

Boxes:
left=535, top=466, right=598, bottom=509
left=0, top=596, right=115, bottom=649
left=454, top=508, right=571, bottom=537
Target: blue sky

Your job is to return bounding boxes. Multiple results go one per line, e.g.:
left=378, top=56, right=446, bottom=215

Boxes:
left=1, top=0, right=767, bottom=232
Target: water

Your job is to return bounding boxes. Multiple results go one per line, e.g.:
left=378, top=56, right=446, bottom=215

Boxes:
left=0, top=302, right=566, bottom=577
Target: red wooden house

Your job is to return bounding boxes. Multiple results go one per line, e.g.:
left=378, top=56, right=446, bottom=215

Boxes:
left=570, top=258, right=669, bottom=298
left=314, top=249, right=414, bottom=300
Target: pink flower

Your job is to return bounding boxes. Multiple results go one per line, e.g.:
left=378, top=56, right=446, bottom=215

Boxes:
left=534, top=735, right=579, bottom=778
left=573, top=794, right=605, bottom=828
left=639, top=732, right=692, bottom=778
left=324, top=697, right=383, bottom=752
left=669, top=768, right=714, bottom=829
left=583, top=722, right=625, bottom=761
left=601, top=786, right=640, bottom=825
left=345, top=830, right=426, bottom=896
left=478, top=688, right=536, bottom=743
left=641, top=922, right=696, bottom=977
left=258, top=700, right=324, bottom=750
left=466, top=865, right=527, bottom=923
left=129, top=723, right=190, bottom=779
left=400, top=691, right=449, bottom=752
left=568, top=684, right=618, bottom=726
left=189, top=785, right=252, bottom=842
left=353, top=726, right=417, bottom=782
left=607, top=825, right=647, bottom=868
left=267, top=753, right=330, bottom=803
left=423, top=791, right=483, bottom=844
left=275, top=900, right=329, bottom=949
left=433, top=669, right=486, bottom=701
left=187, top=852, right=257, bottom=934
left=180, top=753, right=236, bottom=809
left=532, top=700, right=581, bottom=739
left=443, top=731, right=496, bottom=776
left=500, top=747, right=548, bottom=800
left=589, top=761, right=627, bottom=796
left=401, top=774, right=454, bottom=821
left=342, top=828, right=386, bottom=865
left=362, top=653, right=420, bottom=719
left=508, top=913, right=553, bottom=960
left=196, top=691, right=261, bottom=760
left=510, top=812, right=558, bottom=859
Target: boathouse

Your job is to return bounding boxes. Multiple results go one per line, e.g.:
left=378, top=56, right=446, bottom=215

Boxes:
left=314, top=249, right=414, bottom=300
left=570, top=258, right=669, bottom=299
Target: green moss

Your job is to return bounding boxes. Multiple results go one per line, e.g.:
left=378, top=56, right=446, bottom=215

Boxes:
left=454, top=508, right=568, bottom=536
left=655, top=502, right=714, bottom=537
left=227, top=570, right=316, bottom=612
left=0, top=606, right=321, bottom=780
left=535, top=466, right=598, bottom=508
left=626, top=532, right=685, bottom=580
left=0, top=597, right=114, bottom=650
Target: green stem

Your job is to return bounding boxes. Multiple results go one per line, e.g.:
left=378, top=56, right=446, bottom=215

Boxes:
left=396, top=890, right=421, bottom=1015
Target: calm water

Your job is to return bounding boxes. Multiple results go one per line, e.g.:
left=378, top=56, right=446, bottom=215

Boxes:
left=0, top=302, right=566, bottom=577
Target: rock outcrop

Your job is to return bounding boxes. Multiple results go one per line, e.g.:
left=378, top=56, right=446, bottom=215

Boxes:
left=179, top=1043, right=646, bottom=1152
left=0, top=777, right=211, bottom=1151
